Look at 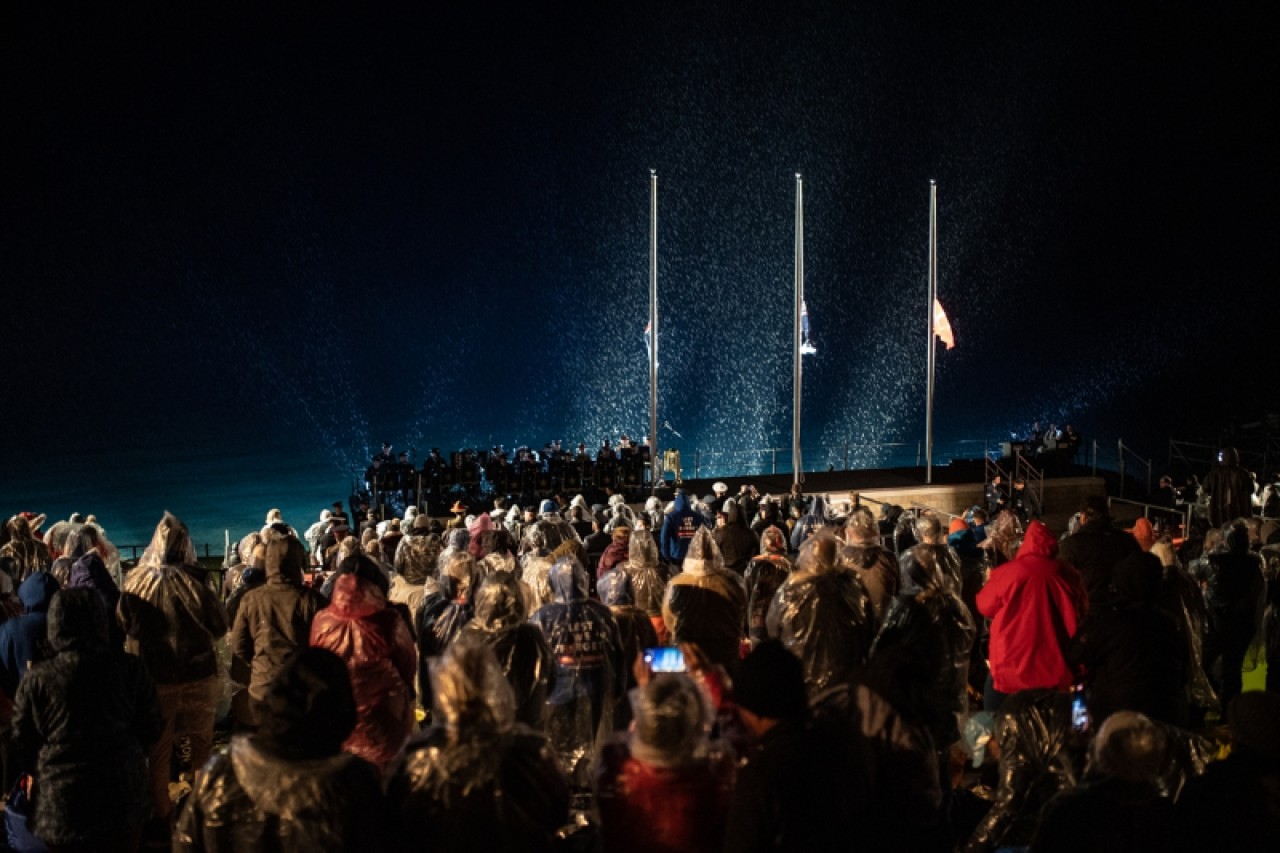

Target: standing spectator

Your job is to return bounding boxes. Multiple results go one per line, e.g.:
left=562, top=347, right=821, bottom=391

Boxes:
left=0, top=572, right=60, bottom=701
left=660, top=490, right=705, bottom=565
left=117, top=512, right=228, bottom=823
left=310, top=555, right=417, bottom=771
left=12, top=589, right=163, bottom=853
left=743, top=527, right=792, bottom=647
left=1201, top=519, right=1265, bottom=709
left=768, top=533, right=872, bottom=698
left=1057, top=495, right=1141, bottom=610
left=1201, top=447, right=1256, bottom=526
left=839, top=507, right=899, bottom=622
left=389, top=643, right=569, bottom=853
left=977, top=520, right=1084, bottom=711
left=985, top=474, right=1009, bottom=517
left=597, top=524, right=631, bottom=577
left=530, top=556, right=623, bottom=789
left=231, top=536, right=326, bottom=727
left=663, top=528, right=746, bottom=672
left=175, top=647, right=389, bottom=852
left=712, top=501, right=759, bottom=575
left=789, top=494, right=830, bottom=552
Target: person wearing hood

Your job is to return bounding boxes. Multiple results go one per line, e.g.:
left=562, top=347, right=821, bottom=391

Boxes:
left=767, top=533, right=872, bottom=698
left=174, top=647, right=390, bottom=852
left=467, top=511, right=494, bottom=560
left=1201, top=519, right=1265, bottom=709
left=11, top=589, right=163, bottom=851
left=454, top=573, right=554, bottom=729
left=0, top=515, right=52, bottom=583
left=310, top=554, right=417, bottom=771
left=65, top=542, right=124, bottom=650
left=416, top=551, right=479, bottom=696
left=663, top=528, right=746, bottom=672
left=231, top=537, right=327, bottom=728
left=304, top=509, right=333, bottom=563
left=613, top=532, right=668, bottom=644
left=1201, top=447, right=1256, bottom=526
left=596, top=570, right=658, bottom=728
left=523, top=499, right=578, bottom=555
left=390, top=528, right=442, bottom=622
left=789, top=494, right=830, bottom=552
left=0, top=572, right=61, bottom=701
left=1057, top=495, right=1141, bottom=610
left=743, top=527, right=792, bottom=647
left=117, top=512, right=228, bottom=822
left=839, top=507, right=900, bottom=623
left=597, top=523, right=631, bottom=578
left=750, top=499, right=789, bottom=544
left=594, top=672, right=736, bottom=853
left=977, top=520, right=1085, bottom=711
left=713, top=500, right=759, bottom=575
left=660, top=490, right=705, bottom=565
left=224, top=542, right=267, bottom=630
left=389, top=643, right=569, bottom=852
left=869, top=526, right=977, bottom=755
left=530, top=556, right=624, bottom=789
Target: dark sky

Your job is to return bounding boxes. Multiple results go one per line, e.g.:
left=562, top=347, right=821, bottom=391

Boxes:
left=2, top=2, right=1276, bottom=537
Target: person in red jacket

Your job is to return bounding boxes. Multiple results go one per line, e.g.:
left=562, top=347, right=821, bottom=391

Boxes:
left=977, top=520, right=1084, bottom=711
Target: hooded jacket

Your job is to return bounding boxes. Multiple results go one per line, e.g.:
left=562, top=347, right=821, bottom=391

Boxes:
left=231, top=540, right=327, bottom=715
left=12, top=588, right=163, bottom=846
left=0, top=571, right=61, bottom=699
left=530, top=558, right=624, bottom=785
left=454, top=574, right=554, bottom=728
left=712, top=502, right=760, bottom=574
left=977, top=521, right=1084, bottom=694
left=1057, top=516, right=1141, bottom=609
left=663, top=529, right=747, bottom=671
left=659, top=492, right=705, bottom=564
left=310, top=573, right=417, bottom=769
left=789, top=495, right=831, bottom=552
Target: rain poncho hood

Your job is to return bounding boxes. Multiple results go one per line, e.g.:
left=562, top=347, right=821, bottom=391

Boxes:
left=18, top=570, right=59, bottom=613
left=629, top=673, right=711, bottom=768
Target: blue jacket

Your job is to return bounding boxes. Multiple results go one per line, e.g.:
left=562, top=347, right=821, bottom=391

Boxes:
left=660, top=492, right=704, bottom=564
left=0, top=572, right=61, bottom=699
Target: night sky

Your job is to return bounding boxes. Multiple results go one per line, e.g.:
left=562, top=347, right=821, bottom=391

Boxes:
left=3, top=3, right=1275, bottom=544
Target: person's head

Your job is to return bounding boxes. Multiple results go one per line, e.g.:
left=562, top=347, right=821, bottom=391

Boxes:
left=143, top=512, right=196, bottom=568
left=991, top=474, right=1002, bottom=486
left=1078, top=495, right=1110, bottom=526
left=256, top=648, right=357, bottom=760
left=335, top=552, right=389, bottom=595
left=62, top=523, right=100, bottom=561
left=47, top=587, right=109, bottom=654
left=630, top=673, right=710, bottom=767
left=760, top=525, right=787, bottom=555
left=1090, top=711, right=1167, bottom=783
left=430, top=643, right=516, bottom=742
left=796, top=532, right=840, bottom=574
left=1111, top=552, right=1162, bottom=604
left=845, top=507, right=879, bottom=545
left=913, top=513, right=945, bottom=545
left=970, top=508, right=989, bottom=527
left=733, top=639, right=808, bottom=737
left=1226, top=691, right=1280, bottom=762
left=612, top=524, right=632, bottom=545
left=712, top=482, right=728, bottom=497
left=471, top=573, right=526, bottom=632
left=265, top=536, right=308, bottom=585
left=1224, top=519, right=1251, bottom=554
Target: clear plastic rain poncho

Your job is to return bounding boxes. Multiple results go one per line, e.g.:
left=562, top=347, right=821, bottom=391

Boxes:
left=869, top=542, right=976, bottom=748
left=117, top=513, right=227, bottom=685
left=662, top=527, right=746, bottom=670
left=529, top=557, right=624, bottom=789
left=767, top=532, right=872, bottom=697
left=743, top=527, right=792, bottom=645
left=1153, top=544, right=1219, bottom=713
left=389, top=643, right=570, bottom=853
left=419, top=551, right=479, bottom=659
left=964, top=689, right=1081, bottom=853
left=521, top=550, right=556, bottom=610
left=628, top=673, right=712, bottom=767
left=619, top=533, right=667, bottom=617
left=454, top=572, right=554, bottom=728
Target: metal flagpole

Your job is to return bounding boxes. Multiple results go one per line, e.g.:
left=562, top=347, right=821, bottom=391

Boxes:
left=793, top=173, right=804, bottom=487
left=649, top=169, right=659, bottom=494
left=926, top=180, right=938, bottom=485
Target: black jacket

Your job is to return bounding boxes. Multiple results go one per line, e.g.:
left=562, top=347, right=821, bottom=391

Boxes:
left=1057, top=521, right=1142, bottom=608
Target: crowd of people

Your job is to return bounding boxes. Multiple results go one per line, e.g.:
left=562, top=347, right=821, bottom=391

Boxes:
left=1, top=454, right=1278, bottom=851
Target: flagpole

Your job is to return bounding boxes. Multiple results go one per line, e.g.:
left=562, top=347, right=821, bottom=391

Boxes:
left=926, top=180, right=938, bottom=485
left=649, top=169, right=659, bottom=494
left=793, top=173, right=804, bottom=487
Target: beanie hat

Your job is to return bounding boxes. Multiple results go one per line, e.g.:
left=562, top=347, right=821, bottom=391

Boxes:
left=733, top=639, right=808, bottom=720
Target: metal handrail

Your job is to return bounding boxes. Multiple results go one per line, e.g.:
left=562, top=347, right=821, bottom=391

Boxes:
left=1106, top=496, right=1192, bottom=536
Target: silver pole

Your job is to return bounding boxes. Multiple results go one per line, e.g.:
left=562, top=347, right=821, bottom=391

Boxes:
left=925, top=180, right=938, bottom=484
left=792, top=173, right=804, bottom=486
left=649, top=169, right=659, bottom=494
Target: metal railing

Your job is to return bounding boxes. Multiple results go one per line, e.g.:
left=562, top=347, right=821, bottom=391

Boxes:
left=686, top=438, right=996, bottom=479
left=1106, top=496, right=1193, bottom=535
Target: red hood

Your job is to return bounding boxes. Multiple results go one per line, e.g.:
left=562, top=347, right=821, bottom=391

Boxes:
left=1016, top=520, right=1058, bottom=560
left=328, top=573, right=385, bottom=619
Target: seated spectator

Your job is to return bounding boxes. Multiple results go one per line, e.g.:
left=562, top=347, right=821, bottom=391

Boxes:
left=769, top=532, right=873, bottom=698
left=310, top=555, right=417, bottom=771
left=594, top=672, right=736, bottom=853
left=12, top=589, right=162, bottom=853
left=175, top=647, right=389, bottom=852
left=1032, top=712, right=1174, bottom=853
left=389, top=643, right=569, bottom=853
left=1174, top=691, right=1280, bottom=852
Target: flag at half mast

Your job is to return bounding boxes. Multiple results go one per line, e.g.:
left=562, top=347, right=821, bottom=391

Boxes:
left=932, top=299, right=955, bottom=350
